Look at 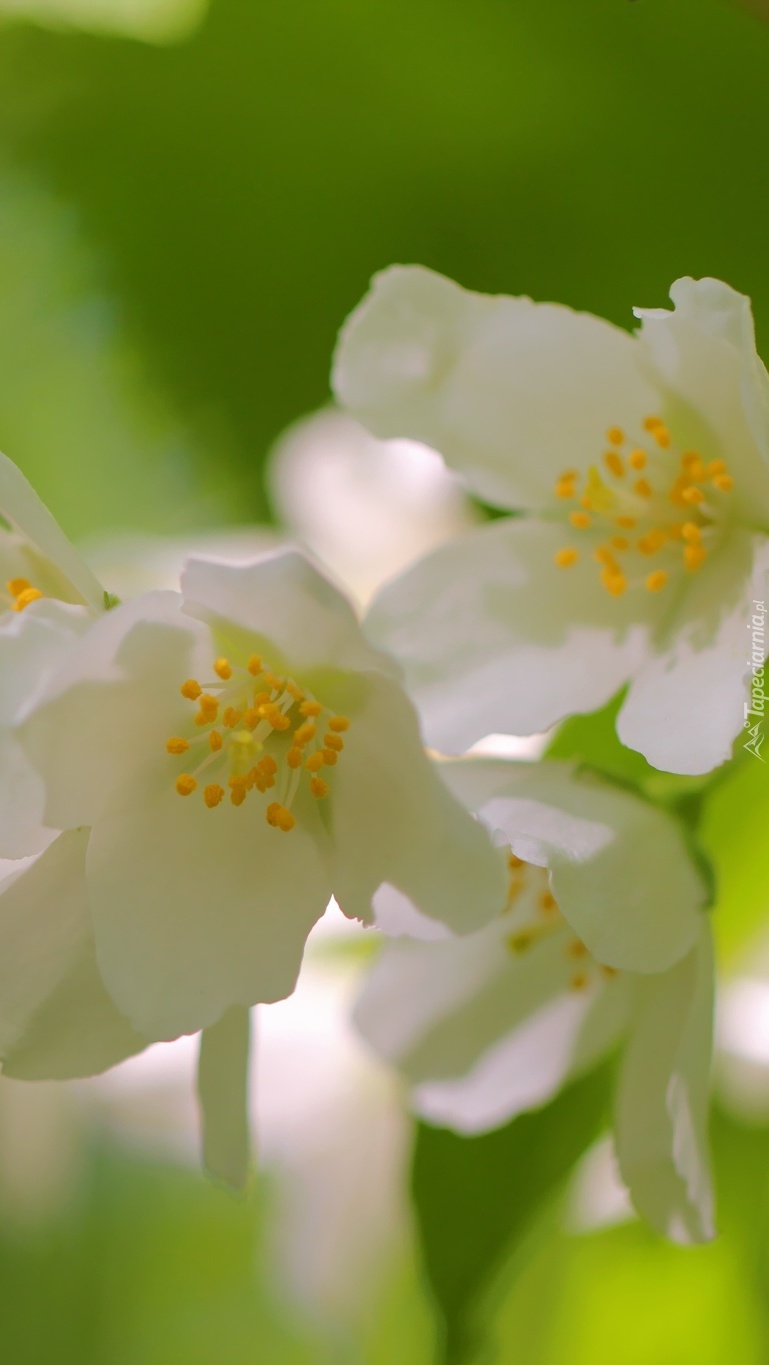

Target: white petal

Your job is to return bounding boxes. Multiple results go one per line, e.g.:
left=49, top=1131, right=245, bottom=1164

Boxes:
left=333, top=265, right=658, bottom=510
left=19, top=591, right=203, bottom=830
left=615, top=921, right=715, bottom=1243
left=0, top=450, right=105, bottom=610
left=0, top=831, right=148, bottom=1079
left=329, top=673, right=508, bottom=933
left=365, top=518, right=651, bottom=751
left=442, top=758, right=707, bottom=973
left=181, top=550, right=398, bottom=679
left=636, top=277, right=769, bottom=525
left=197, top=1006, right=252, bottom=1190
left=86, top=779, right=333, bottom=1039
left=618, top=530, right=766, bottom=775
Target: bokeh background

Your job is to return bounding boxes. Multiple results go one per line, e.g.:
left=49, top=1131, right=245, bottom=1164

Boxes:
left=4, top=0, right=769, bottom=1361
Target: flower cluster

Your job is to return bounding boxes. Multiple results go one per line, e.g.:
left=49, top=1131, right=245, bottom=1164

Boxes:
left=0, top=268, right=761, bottom=1241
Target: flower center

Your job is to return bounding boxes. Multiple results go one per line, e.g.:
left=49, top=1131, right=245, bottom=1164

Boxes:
left=504, top=852, right=618, bottom=992
left=3, top=577, right=43, bottom=612
left=552, top=416, right=734, bottom=597
left=164, top=652, right=350, bottom=832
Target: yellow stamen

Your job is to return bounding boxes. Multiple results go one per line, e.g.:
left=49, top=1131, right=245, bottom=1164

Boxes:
left=708, top=459, right=726, bottom=477
left=321, top=749, right=338, bottom=766
left=180, top=679, right=202, bottom=700
left=275, top=806, right=295, bottom=832
left=611, top=536, right=629, bottom=551
left=209, top=730, right=223, bottom=752
left=554, top=547, right=579, bottom=568
left=606, top=426, right=624, bottom=445
left=214, top=657, right=232, bottom=680
left=323, top=733, right=344, bottom=752
left=555, top=477, right=577, bottom=499
left=166, top=737, right=190, bottom=755
left=230, top=786, right=247, bottom=807
left=633, top=477, right=652, bottom=499
left=12, top=587, right=42, bottom=611
left=306, top=751, right=325, bottom=772
left=286, top=681, right=304, bottom=701
left=629, top=449, right=646, bottom=471
left=684, top=544, right=707, bottom=572
left=175, top=774, right=197, bottom=796
left=260, top=754, right=278, bottom=776
left=645, top=570, right=668, bottom=592
left=682, top=486, right=705, bottom=505
left=328, top=716, right=350, bottom=733
left=310, top=777, right=329, bottom=798
left=681, top=522, right=701, bottom=544
left=300, top=700, right=323, bottom=717
left=713, top=473, right=734, bottom=492
left=247, top=654, right=262, bottom=676
left=204, top=783, right=225, bottom=808
left=262, top=671, right=283, bottom=691
left=222, top=706, right=242, bottom=728
left=604, top=451, right=625, bottom=478
left=294, top=722, right=316, bottom=746
left=286, top=747, right=303, bottom=769
left=6, top=577, right=31, bottom=597
left=197, top=694, right=219, bottom=722
left=569, top=510, right=591, bottom=529
left=637, top=529, right=666, bottom=555
left=614, top=515, right=637, bottom=529
left=643, top=415, right=664, bottom=432
left=682, top=453, right=706, bottom=481
left=651, top=425, right=670, bottom=448
left=600, top=568, right=627, bottom=597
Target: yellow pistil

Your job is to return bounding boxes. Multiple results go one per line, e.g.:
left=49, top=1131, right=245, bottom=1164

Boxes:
left=554, top=547, right=579, bottom=568
left=645, top=570, right=668, bottom=592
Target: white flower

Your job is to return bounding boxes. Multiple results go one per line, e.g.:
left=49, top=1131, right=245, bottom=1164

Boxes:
left=0, top=452, right=107, bottom=856
left=16, top=550, right=507, bottom=1043
left=333, top=267, right=769, bottom=775
left=354, top=758, right=714, bottom=1243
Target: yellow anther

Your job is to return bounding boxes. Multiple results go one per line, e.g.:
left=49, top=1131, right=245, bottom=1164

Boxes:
left=6, top=577, right=31, bottom=597
left=228, top=774, right=248, bottom=790
left=569, top=510, right=591, bottom=529
left=175, top=774, right=197, bottom=796
left=266, top=801, right=280, bottom=825
left=209, top=729, right=223, bottom=752
left=198, top=694, right=219, bottom=722
left=254, top=691, right=272, bottom=706
left=222, top=706, right=242, bottom=728
left=681, top=453, right=706, bottom=481
left=214, top=657, right=232, bottom=680
left=682, top=485, right=705, bottom=505
left=286, top=681, right=305, bottom=701
left=633, top=477, right=653, bottom=499
left=600, top=568, right=627, bottom=597
left=606, top=427, right=624, bottom=445
left=643, top=415, right=664, bottom=432
left=652, top=425, right=670, bottom=448
left=637, top=529, right=666, bottom=555
left=554, top=477, right=577, bottom=499
left=682, top=521, right=702, bottom=543
left=645, top=570, right=668, bottom=592
left=323, top=732, right=344, bottom=752
left=629, top=449, right=646, bottom=471
left=328, top=716, right=350, bottom=733
left=275, top=806, right=296, bottom=833
left=570, top=973, right=589, bottom=991
left=181, top=679, right=202, bottom=700
left=539, top=890, right=558, bottom=914
left=668, top=522, right=684, bottom=539
left=294, top=722, right=316, bottom=746
left=614, top=515, right=637, bottom=529
left=262, top=672, right=284, bottom=691
left=321, top=749, right=338, bottom=766
left=713, top=473, right=734, bottom=492
left=604, top=450, right=625, bottom=478
left=306, top=752, right=325, bottom=772
left=247, top=654, right=262, bottom=676
left=594, top=546, right=618, bottom=568
left=166, top=737, right=190, bottom=755
left=708, top=459, right=727, bottom=477
left=568, top=939, right=589, bottom=958
left=230, top=786, right=247, bottom=807
left=259, top=754, right=278, bottom=776
left=310, top=776, right=330, bottom=798
left=287, top=746, right=303, bottom=769
left=12, top=587, right=43, bottom=611
left=554, top=547, right=579, bottom=568
left=300, top=700, right=323, bottom=717
left=204, top=783, right=225, bottom=808
left=610, top=536, right=629, bottom=551
left=684, top=543, right=707, bottom=572
left=242, top=707, right=260, bottom=729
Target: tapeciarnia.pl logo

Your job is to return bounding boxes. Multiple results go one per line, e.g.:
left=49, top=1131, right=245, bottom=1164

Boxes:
left=744, top=599, right=767, bottom=762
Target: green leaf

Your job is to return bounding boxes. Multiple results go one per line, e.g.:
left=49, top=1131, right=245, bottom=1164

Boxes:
left=410, top=1063, right=612, bottom=1365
